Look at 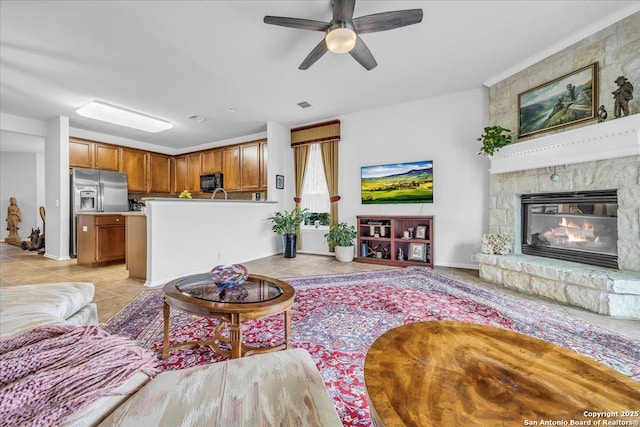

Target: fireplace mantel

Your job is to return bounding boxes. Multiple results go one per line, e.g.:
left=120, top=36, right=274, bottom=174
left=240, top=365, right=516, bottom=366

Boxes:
left=489, top=114, right=640, bottom=174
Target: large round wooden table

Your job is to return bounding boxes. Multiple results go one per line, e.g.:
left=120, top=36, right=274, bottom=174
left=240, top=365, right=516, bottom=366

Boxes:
left=162, top=273, right=295, bottom=359
left=364, top=321, right=640, bottom=427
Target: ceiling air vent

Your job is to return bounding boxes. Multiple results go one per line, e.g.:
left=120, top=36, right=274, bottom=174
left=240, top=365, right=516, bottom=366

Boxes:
left=189, top=115, right=207, bottom=122
left=297, top=101, right=312, bottom=109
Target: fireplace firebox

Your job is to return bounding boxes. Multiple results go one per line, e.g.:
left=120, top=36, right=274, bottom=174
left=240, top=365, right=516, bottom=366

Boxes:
left=521, top=190, right=618, bottom=269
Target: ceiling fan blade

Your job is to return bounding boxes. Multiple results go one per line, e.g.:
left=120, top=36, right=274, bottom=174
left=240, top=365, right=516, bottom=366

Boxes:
left=264, top=16, right=330, bottom=32
left=353, top=9, right=423, bottom=34
left=299, top=39, right=329, bottom=70
left=349, top=36, right=377, bottom=70
left=333, top=0, right=356, bottom=22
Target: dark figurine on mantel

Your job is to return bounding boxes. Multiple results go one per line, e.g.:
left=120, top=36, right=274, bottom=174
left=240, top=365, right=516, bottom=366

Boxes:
left=597, top=105, right=608, bottom=122
left=612, top=75, right=633, bottom=118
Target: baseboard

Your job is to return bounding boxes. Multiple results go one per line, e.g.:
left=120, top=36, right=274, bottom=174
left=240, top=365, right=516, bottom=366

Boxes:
left=298, top=250, right=334, bottom=257
left=42, top=253, right=71, bottom=261
left=434, top=262, right=479, bottom=270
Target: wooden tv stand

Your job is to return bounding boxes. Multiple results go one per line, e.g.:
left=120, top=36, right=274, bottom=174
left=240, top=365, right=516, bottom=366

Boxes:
left=356, top=215, right=434, bottom=267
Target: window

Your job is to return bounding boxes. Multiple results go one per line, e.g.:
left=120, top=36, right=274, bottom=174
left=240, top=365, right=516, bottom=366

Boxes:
left=301, top=144, right=330, bottom=216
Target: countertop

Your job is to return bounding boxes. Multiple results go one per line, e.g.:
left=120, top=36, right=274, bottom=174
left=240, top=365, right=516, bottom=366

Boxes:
left=141, top=198, right=276, bottom=204
left=76, top=211, right=146, bottom=216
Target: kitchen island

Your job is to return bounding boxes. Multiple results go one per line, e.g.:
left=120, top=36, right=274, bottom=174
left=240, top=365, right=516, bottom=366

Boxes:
left=121, top=211, right=146, bottom=280
left=142, top=198, right=280, bottom=287
left=76, top=212, right=125, bottom=267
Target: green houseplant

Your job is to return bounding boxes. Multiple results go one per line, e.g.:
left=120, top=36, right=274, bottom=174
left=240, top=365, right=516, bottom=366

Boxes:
left=476, top=125, right=513, bottom=156
left=268, top=206, right=308, bottom=258
left=324, top=222, right=357, bottom=262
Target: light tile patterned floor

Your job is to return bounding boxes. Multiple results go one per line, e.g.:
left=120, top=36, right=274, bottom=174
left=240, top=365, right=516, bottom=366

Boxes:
left=1, top=243, right=638, bottom=338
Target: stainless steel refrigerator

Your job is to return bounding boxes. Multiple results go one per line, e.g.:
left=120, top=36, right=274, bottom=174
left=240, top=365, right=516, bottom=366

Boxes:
left=70, top=167, right=129, bottom=258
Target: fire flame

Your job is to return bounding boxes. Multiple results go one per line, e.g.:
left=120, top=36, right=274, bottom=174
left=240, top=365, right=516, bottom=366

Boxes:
left=555, top=217, right=596, bottom=243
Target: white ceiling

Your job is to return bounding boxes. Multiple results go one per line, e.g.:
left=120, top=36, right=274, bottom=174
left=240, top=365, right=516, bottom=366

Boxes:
left=1, top=1, right=638, bottom=153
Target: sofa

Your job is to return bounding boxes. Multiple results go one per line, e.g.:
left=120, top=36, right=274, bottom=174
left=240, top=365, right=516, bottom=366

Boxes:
left=0, top=282, right=342, bottom=426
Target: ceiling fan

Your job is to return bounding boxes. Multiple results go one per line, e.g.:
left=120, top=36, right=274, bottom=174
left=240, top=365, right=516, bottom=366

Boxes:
left=264, top=0, right=423, bottom=71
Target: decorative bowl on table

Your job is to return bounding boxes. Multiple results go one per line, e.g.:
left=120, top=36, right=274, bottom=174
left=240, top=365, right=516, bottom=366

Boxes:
left=209, top=264, right=249, bottom=289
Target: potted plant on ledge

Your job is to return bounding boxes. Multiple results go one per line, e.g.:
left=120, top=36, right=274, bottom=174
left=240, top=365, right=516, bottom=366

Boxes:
left=268, top=206, right=308, bottom=258
left=324, top=222, right=357, bottom=262
left=476, top=125, right=513, bottom=156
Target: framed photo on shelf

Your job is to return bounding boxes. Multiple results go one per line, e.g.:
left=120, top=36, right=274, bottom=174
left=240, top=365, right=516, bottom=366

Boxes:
left=408, top=243, right=426, bottom=262
left=415, top=225, right=427, bottom=239
left=276, top=174, right=285, bottom=189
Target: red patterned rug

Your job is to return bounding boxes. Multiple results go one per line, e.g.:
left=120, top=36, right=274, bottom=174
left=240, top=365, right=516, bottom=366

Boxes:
left=105, top=267, right=640, bottom=426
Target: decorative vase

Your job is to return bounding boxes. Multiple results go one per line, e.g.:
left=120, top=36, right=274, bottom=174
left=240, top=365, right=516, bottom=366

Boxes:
left=283, top=235, right=297, bottom=258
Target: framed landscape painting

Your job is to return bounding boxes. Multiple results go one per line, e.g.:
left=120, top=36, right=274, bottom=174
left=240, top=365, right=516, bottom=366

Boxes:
left=518, top=62, right=598, bottom=138
left=361, top=160, right=433, bottom=204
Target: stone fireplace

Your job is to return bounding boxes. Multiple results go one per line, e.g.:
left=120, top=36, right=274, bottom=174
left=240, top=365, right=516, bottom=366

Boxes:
left=476, top=115, right=640, bottom=320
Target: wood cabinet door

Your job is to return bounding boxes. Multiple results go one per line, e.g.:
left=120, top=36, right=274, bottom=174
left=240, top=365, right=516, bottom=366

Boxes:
left=149, top=153, right=171, bottom=193
left=201, top=149, right=222, bottom=174
left=173, top=156, right=188, bottom=193
left=94, top=143, right=120, bottom=171
left=95, top=224, right=125, bottom=262
left=260, top=141, right=268, bottom=189
left=122, top=148, right=148, bottom=192
left=240, top=143, right=260, bottom=190
left=69, top=139, right=93, bottom=168
left=222, top=146, right=240, bottom=190
left=187, top=153, right=202, bottom=192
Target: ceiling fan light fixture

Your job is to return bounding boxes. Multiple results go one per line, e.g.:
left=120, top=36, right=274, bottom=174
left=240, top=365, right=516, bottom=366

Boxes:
left=325, top=24, right=356, bottom=54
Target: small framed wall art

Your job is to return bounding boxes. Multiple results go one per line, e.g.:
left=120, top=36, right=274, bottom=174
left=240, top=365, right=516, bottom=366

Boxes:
left=276, top=174, right=284, bottom=189
left=415, top=225, right=427, bottom=240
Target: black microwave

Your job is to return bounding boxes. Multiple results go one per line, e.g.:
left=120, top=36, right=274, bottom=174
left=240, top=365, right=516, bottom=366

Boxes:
left=200, top=173, right=224, bottom=192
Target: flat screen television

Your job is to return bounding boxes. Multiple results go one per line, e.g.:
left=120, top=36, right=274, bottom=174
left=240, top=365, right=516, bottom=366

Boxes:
left=361, top=160, right=433, bottom=204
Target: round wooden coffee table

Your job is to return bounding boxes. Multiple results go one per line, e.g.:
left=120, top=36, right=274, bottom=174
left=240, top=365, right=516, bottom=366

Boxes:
left=162, top=273, right=295, bottom=359
left=364, top=321, right=640, bottom=427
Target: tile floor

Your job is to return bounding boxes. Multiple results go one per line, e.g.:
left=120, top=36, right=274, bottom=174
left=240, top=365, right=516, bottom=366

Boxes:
left=1, top=243, right=638, bottom=338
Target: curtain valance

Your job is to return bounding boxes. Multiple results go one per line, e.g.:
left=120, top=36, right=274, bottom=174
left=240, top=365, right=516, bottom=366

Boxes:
left=291, top=120, right=340, bottom=147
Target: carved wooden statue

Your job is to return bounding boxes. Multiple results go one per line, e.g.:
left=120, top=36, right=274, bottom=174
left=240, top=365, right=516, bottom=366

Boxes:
left=612, top=75, right=633, bottom=118
left=5, top=197, right=22, bottom=245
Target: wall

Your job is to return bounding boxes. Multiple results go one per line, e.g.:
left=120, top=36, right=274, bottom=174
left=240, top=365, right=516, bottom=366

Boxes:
left=145, top=200, right=279, bottom=286
left=489, top=11, right=640, bottom=136
left=339, top=87, right=489, bottom=268
left=43, top=117, right=70, bottom=260
left=0, top=152, right=40, bottom=240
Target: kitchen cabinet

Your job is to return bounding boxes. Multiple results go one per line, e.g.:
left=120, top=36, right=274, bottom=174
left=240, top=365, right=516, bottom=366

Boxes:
left=148, top=152, right=172, bottom=193
left=222, top=146, right=241, bottom=190
left=69, top=137, right=266, bottom=195
left=77, top=214, right=125, bottom=267
left=172, top=154, right=202, bottom=193
left=221, top=140, right=266, bottom=192
left=260, top=140, right=268, bottom=190
left=172, top=156, right=188, bottom=193
left=120, top=148, right=148, bottom=193
left=187, top=153, right=202, bottom=193
left=201, top=148, right=222, bottom=174
left=69, top=138, right=120, bottom=171
left=241, top=143, right=260, bottom=190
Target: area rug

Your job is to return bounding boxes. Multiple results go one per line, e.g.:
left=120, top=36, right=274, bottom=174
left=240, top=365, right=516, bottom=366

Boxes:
left=105, top=267, right=640, bottom=427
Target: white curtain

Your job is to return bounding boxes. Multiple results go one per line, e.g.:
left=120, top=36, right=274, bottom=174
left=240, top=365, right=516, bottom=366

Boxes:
left=301, top=144, right=330, bottom=214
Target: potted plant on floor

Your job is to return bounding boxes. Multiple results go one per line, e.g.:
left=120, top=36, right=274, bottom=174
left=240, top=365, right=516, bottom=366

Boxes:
left=268, top=206, right=308, bottom=258
left=324, top=222, right=357, bottom=262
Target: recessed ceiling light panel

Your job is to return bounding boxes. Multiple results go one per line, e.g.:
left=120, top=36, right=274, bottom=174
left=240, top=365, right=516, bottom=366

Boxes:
left=76, top=100, right=173, bottom=133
